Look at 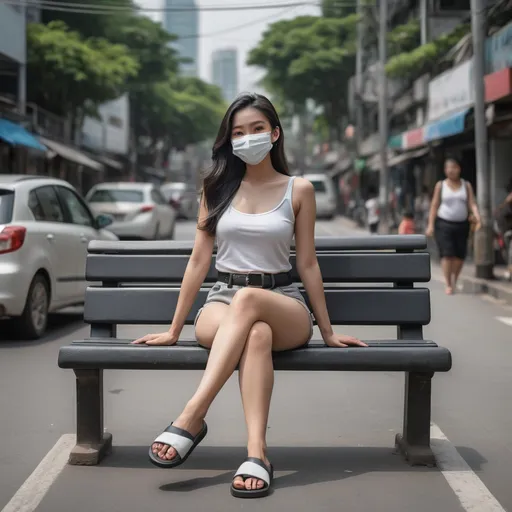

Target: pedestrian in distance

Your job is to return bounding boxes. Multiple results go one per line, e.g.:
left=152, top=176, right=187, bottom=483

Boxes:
left=398, top=210, right=416, bottom=235
left=426, top=156, right=481, bottom=295
left=365, top=185, right=380, bottom=234
left=132, top=93, right=367, bottom=499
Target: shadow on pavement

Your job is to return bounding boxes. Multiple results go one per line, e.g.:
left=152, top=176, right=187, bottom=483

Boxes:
left=0, top=311, right=85, bottom=346
left=98, top=444, right=487, bottom=492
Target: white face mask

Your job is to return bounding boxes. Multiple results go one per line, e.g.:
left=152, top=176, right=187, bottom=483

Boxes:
left=232, top=131, right=273, bottom=165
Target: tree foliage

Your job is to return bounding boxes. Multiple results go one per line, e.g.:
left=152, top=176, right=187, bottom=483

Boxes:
left=34, top=6, right=224, bottom=156
left=321, top=0, right=356, bottom=18
left=132, top=75, right=225, bottom=165
left=387, top=19, right=421, bottom=57
left=386, top=23, right=470, bottom=79
left=248, top=14, right=358, bottom=140
left=27, top=21, right=138, bottom=121
left=41, top=0, right=134, bottom=38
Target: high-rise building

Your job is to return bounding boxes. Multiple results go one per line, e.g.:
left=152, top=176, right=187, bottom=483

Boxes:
left=163, top=0, right=199, bottom=76
left=211, top=49, right=238, bottom=103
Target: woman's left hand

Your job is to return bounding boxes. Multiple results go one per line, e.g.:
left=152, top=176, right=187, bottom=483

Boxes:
left=324, top=333, right=368, bottom=348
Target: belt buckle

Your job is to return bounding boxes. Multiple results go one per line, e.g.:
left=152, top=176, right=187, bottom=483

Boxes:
left=246, top=272, right=265, bottom=288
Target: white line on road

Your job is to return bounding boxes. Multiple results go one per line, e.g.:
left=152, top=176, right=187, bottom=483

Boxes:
left=496, top=316, right=512, bottom=327
left=431, top=423, right=506, bottom=512
left=2, top=427, right=506, bottom=511
left=1, top=434, right=75, bottom=512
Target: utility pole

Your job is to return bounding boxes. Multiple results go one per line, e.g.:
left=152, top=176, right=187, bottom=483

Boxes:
left=18, top=0, right=27, bottom=116
left=378, top=0, right=389, bottom=232
left=355, top=0, right=364, bottom=151
left=420, top=0, right=429, bottom=45
left=470, top=0, right=494, bottom=279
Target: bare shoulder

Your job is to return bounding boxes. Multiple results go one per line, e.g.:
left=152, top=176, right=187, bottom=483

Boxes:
left=292, top=177, right=315, bottom=198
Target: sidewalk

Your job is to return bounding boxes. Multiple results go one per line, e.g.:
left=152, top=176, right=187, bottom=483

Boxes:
left=333, top=216, right=512, bottom=306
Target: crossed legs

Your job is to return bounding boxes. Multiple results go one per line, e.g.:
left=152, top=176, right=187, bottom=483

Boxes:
left=151, top=287, right=311, bottom=490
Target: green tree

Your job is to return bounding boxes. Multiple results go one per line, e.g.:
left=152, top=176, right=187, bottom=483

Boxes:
left=386, top=23, right=470, bottom=79
left=248, top=15, right=358, bottom=140
left=132, top=76, right=225, bottom=166
left=321, top=0, right=356, bottom=18
left=27, top=21, right=139, bottom=134
left=104, top=14, right=181, bottom=84
left=41, top=0, right=135, bottom=38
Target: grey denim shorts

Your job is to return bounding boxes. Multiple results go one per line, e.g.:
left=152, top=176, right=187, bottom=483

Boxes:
left=194, top=281, right=314, bottom=343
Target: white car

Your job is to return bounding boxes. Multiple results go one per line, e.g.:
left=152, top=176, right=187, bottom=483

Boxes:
left=0, top=175, right=118, bottom=339
left=160, top=182, right=199, bottom=220
left=86, top=182, right=177, bottom=240
left=304, top=173, right=338, bottom=219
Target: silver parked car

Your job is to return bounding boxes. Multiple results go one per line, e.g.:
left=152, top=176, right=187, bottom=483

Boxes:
left=160, top=182, right=199, bottom=220
left=304, top=173, right=338, bottom=219
left=86, top=182, right=177, bottom=240
left=0, top=175, right=118, bottom=339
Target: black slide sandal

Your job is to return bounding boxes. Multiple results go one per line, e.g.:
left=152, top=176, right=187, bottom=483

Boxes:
left=148, top=421, right=208, bottom=469
left=230, top=457, right=274, bottom=498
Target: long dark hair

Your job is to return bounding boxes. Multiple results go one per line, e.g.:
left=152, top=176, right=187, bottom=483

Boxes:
left=199, top=93, right=289, bottom=235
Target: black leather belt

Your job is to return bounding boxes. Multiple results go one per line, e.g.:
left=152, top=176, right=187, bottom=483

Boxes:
left=217, top=271, right=292, bottom=289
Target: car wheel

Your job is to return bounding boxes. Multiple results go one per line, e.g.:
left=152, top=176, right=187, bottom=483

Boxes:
left=15, top=274, right=49, bottom=340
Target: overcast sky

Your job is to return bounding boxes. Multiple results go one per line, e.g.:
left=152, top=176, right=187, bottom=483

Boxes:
left=138, top=0, right=320, bottom=92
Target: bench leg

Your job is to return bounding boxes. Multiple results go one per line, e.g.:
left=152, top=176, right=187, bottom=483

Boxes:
left=69, top=369, right=112, bottom=466
left=395, top=372, right=436, bottom=467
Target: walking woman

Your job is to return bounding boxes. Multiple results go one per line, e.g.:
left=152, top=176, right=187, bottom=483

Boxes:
left=426, top=157, right=481, bottom=294
left=133, top=93, right=366, bottom=498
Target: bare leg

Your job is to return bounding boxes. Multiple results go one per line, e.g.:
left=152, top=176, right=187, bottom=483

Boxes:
left=441, top=257, right=453, bottom=294
left=451, top=258, right=464, bottom=290
left=233, top=301, right=311, bottom=491
left=233, top=322, right=273, bottom=491
left=153, top=288, right=311, bottom=463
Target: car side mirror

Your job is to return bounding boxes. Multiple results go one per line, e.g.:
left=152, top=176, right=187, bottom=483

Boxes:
left=95, top=213, right=114, bottom=229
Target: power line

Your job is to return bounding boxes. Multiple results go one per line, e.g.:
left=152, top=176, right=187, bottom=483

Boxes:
left=1, top=0, right=338, bottom=14
left=179, top=5, right=302, bottom=40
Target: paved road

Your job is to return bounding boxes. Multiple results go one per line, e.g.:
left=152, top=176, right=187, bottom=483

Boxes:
left=1, top=218, right=511, bottom=511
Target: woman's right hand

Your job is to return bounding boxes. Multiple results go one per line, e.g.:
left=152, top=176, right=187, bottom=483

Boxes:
left=132, top=331, right=178, bottom=346
left=425, top=224, right=434, bottom=237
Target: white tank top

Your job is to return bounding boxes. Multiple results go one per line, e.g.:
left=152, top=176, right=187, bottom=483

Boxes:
left=215, top=177, right=295, bottom=273
left=437, top=179, right=468, bottom=222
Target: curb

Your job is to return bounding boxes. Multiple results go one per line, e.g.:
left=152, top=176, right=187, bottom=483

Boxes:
left=456, top=274, right=512, bottom=305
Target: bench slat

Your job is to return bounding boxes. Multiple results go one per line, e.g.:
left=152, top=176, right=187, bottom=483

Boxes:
left=58, top=342, right=451, bottom=372
left=84, top=287, right=431, bottom=325
left=87, top=235, right=427, bottom=255
left=86, top=252, right=431, bottom=283
left=73, top=338, right=438, bottom=348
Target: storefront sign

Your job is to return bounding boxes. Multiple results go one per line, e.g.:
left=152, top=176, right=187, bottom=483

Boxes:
left=424, top=108, right=470, bottom=142
left=402, top=127, right=424, bottom=149
left=427, top=60, right=474, bottom=121
left=486, top=21, right=512, bottom=74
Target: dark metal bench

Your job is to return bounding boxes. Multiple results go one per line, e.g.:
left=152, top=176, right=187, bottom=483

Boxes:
left=58, top=235, right=451, bottom=466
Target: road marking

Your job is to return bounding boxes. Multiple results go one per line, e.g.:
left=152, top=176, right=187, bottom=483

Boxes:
left=496, top=316, right=512, bottom=327
left=431, top=423, right=506, bottom=512
left=1, top=434, right=75, bottom=512
left=2, top=427, right=506, bottom=511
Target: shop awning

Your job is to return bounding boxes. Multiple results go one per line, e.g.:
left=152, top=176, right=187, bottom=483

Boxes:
left=424, top=108, right=471, bottom=142
left=388, top=147, right=429, bottom=166
left=0, top=118, right=47, bottom=152
left=40, top=136, right=104, bottom=172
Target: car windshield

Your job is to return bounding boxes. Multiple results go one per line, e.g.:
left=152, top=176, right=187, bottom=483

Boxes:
left=89, top=189, right=144, bottom=203
left=0, top=190, right=14, bottom=223
left=310, top=180, right=327, bottom=193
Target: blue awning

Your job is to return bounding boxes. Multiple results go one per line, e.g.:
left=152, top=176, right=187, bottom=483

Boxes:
left=0, top=118, right=47, bottom=152
left=424, top=108, right=471, bottom=142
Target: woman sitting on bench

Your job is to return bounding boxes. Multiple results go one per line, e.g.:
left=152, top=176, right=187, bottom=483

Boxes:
left=133, top=93, right=367, bottom=498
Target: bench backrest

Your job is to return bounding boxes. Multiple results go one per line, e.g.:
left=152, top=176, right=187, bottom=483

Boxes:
left=84, top=235, right=431, bottom=340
